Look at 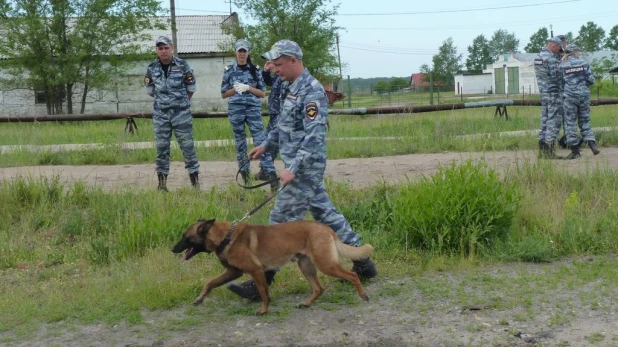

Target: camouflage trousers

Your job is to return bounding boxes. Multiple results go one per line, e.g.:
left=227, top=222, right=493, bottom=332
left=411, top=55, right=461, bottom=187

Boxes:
left=538, top=92, right=564, bottom=144
left=228, top=104, right=276, bottom=173
left=564, top=94, right=594, bottom=146
left=269, top=173, right=361, bottom=247
left=153, top=107, right=200, bottom=175
left=265, top=114, right=279, bottom=160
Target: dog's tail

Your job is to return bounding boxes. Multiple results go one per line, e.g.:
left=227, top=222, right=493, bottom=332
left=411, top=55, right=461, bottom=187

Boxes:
left=335, top=241, right=374, bottom=261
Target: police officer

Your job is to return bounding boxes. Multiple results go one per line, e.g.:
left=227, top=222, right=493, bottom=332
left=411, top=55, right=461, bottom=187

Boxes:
left=227, top=40, right=377, bottom=300
left=145, top=35, right=200, bottom=191
left=535, top=36, right=567, bottom=159
left=560, top=44, right=600, bottom=159
left=253, top=60, right=282, bottom=181
left=221, top=39, right=278, bottom=189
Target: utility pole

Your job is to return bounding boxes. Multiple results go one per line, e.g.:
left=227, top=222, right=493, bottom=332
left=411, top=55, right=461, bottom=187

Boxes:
left=170, top=0, right=178, bottom=55
left=336, top=33, right=343, bottom=92
left=550, top=24, right=553, bottom=38
left=225, top=0, right=232, bottom=14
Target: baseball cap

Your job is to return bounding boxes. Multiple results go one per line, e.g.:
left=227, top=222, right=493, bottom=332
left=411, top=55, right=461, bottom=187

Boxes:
left=261, top=40, right=303, bottom=60
left=547, top=36, right=563, bottom=45
left=564, top=44, right=580, bottom=53
left=235, top=39, right=250, bottom=51
left=156, top=36, right=173, bottom=45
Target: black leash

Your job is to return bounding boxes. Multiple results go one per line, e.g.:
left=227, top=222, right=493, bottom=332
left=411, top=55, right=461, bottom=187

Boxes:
left=234, top=158, right=280, bottom=189
left=217, top=159, right=285, bottom=253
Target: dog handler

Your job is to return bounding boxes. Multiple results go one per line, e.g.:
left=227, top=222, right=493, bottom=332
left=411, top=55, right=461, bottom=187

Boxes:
left=227, top=40, right=378, bottom=300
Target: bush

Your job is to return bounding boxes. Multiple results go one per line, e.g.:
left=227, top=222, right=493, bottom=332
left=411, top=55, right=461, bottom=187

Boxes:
left=387, top=160, right=520, bottom=256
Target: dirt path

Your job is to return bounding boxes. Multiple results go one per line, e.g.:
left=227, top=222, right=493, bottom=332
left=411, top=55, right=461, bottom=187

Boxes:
left=2, top=149, right=618, bottom=347
left=2, top=147, right=617, bottom=191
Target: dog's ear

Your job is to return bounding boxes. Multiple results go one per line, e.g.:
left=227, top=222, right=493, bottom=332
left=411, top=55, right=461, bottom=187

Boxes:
left=196, top=219, right=215, bottom=236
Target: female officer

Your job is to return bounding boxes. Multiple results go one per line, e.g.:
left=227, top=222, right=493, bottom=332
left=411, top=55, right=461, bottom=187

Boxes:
left=221, top=39, right=278, bottom=188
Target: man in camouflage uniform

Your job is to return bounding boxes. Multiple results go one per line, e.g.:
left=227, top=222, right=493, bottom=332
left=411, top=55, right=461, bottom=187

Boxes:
left=145, top=36, right=200, bottom=191
left=227, top=40, right=377, bottom=300
left=535, top=36, right=567, bottom=159
left=253, top=60, right=282, bottom=181
left=560, top=44, right=600, bottom=159
left=221, top=39, right=277, bottom=189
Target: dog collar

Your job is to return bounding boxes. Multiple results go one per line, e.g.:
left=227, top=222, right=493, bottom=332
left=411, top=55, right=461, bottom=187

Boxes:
left=216, top=221, right=238, bottom=254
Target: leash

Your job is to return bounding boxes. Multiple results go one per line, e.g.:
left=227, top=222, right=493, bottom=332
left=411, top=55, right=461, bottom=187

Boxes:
left=216, top=159, right=285, bottom=253
left=235, top=158, right=280, bottom=189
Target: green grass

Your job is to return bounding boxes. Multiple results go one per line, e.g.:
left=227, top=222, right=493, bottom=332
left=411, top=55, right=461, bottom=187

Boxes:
left=2, top=105, right=618, bottom=167
left=2, top=158, right=618, bottom=337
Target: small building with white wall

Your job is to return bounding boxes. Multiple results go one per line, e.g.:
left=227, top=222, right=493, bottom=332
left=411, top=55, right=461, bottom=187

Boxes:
left=454, top=72, right=492, bottom=95
left=455, top=51, right=618, bottom=96
left=0, top=14, right=238, bottom=116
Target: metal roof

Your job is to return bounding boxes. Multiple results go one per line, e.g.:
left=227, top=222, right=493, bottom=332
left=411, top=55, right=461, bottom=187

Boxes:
left=148, top=15, right=236, bottom=54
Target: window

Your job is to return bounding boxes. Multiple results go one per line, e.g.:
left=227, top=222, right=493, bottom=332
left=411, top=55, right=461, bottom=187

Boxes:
left=35, top=90, right=47, bottom=104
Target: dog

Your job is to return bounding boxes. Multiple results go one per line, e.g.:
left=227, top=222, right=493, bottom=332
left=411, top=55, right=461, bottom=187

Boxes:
left=171, top=219, right=373, bottom=315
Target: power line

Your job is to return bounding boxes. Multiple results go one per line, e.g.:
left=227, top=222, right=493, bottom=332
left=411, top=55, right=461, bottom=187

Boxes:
left=343, top=10, right=618, bottom=31
left=174, top=8, right=230, bottom=14
left=336, top=0, right=579, bottom=16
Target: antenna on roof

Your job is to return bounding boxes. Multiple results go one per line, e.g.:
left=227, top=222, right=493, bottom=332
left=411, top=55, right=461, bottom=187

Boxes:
left=224, top=0, right=232, bottom=14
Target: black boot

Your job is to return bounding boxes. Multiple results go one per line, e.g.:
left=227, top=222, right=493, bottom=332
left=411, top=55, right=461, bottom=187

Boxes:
left=227, top=270, right=277, bottom=301
left=588, top=140, right=600, bottom=156
left=564, top=145, right=581, bottom=160
left=253, top=169, right=271, bottom=181
left=538, top=140, right=547, bottom=158
left=558, top=135, right=568, bottom=149
left=189, top=172, right=200, bottom=189
left=157, top=173, right=168, bottom=192
left=240, top=171, right=250, bottom=185
left=540, top=142, right=563, bottom=160
left=351, top=257, right=378, bottom=280
left=268, top=172, right=280, bottom=192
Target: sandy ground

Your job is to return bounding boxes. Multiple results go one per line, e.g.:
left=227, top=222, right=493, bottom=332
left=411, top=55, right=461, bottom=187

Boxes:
left=1, top=147, right=617, bottom=192
left=2, top=148, right=618, bottom=347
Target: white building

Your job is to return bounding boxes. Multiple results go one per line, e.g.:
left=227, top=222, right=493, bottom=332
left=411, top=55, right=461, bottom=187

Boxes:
left=0, top=15, right=238, bottom=116
left=455, top=51, right=618, bottom=95
left=454, top=73, right=492, bottom=95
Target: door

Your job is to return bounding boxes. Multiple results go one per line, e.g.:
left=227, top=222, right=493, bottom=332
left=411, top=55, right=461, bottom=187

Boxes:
left=494, top=68, right=505, bottom=94
left=508, top=67, right=519, bottom=94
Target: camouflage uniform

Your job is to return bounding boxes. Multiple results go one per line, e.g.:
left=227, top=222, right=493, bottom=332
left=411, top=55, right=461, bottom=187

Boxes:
left=221, top=39, right=275, bottom=176
left=260, top=41, right=360, bottom=247
left=560, top=45, right=596, bottom=146
left=145, top=45, right=199, bottom=177
left=261, top=70, right=282, bottom=161
left=534, top=39, right=563, bottom=145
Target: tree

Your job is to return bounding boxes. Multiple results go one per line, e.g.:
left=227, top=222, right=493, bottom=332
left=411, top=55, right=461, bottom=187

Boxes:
left=389, top=77, right=409, bottom=91
left=374, top=80, right=389, bottom=94
left=605, top=25, right=618, bottom=50
left=231, top=0, right=340, bottom=81
left=430, top=37, right=462, bottom=84
left=465, top=34, right=492, bottom=72
left=0, top=0, right=164, bottom=115
left=488, top=29, right=519, bottom=61
left=575, top=21, right=605, bottom=52
left=524, top=27, right=549, bottom=53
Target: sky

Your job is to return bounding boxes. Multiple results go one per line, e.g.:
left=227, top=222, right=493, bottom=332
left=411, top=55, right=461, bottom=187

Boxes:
left=166, top=0, right=617, bottom=78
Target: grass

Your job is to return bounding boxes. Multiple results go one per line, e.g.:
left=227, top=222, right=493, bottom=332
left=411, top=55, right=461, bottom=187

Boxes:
left=1, top=105, right=618, bottom=167
left=1, top=158, right=618, bottom=338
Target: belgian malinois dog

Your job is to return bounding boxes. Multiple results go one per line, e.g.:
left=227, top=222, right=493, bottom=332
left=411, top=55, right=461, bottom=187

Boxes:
left=171, top=219, right=373, bottom=315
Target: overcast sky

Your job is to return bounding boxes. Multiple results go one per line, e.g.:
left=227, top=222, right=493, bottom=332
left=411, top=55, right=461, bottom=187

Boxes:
left=167, top=0, right=617, bottom=78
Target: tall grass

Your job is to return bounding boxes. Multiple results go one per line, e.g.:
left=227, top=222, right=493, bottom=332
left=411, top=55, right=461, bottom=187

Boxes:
left=2, top=158, right=618, bottom=333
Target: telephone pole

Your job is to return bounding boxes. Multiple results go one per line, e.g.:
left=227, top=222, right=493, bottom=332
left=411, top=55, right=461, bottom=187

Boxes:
left=336, top=33, right=343, bottom=92
left=550, top=24, right=553, bottom=38
left=170, top=0, right=178, bottom=55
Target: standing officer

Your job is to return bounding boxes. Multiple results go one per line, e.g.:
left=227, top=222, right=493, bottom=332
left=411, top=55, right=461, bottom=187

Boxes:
left=253, top=60, right=282, bottom=181
left=221, top=39, right=278, bottom=190
left=535, top=36, right=567, bottom=159
left=560, top=44, right=600, bottom=159
left=145, top=35, right=200, bottom=191
left=227, top=40, right=377, bottom=300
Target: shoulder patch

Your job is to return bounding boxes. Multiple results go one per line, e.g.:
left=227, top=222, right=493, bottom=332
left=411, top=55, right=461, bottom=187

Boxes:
left=144, top=74, right=152, bottom=86
left=305, top=102, right=318, bottom=120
